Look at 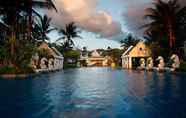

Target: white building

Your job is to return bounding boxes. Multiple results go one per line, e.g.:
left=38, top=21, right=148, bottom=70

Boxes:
left=31, top=42, right=64, bottom=72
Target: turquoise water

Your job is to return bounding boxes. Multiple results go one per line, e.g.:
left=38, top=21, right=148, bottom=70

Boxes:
left=0, top=67, right=186, bottom=118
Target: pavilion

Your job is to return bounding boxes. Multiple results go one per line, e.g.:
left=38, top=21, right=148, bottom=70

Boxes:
left=86, top=50, right=108, bottom=67
left=121, top=42, right=151, bottom=69
left=31, top=42, right=64, bottom=72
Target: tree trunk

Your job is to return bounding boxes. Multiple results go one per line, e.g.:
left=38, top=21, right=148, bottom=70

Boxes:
left=168, top=23, right=175, bottom=49
left=28, top=0, right=32, bottom=40
left=10, top=31, right=15, bottom=56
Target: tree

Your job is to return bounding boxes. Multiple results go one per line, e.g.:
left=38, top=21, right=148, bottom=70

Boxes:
left=120, top=34, right=140, bottom=49
left=82, top=46, right=88, bottom=57
left=20, top=0, right=57, bottom=40
left=33, top=14, right=56, bottom=42
left=0, top=0, right=57, bottom=40
left=0, top=0, right=57, bottom=68
left=57, top=22, right=81, bottom=50
left=175, top=7, right=186, bottom=47
left=143, top=0, right=180, bottom=49
left=109, top=49, right=123, bottom=66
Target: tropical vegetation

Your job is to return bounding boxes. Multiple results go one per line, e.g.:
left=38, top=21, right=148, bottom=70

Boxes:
left=120, top=34, right=140, bottom=50
left=0, top=0, right=83, bottom=73
left=143, top=0, right=186, bottom=61
left=56, top=22, right=82, bottom=51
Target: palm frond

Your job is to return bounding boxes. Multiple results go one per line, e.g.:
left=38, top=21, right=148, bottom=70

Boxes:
left=54, top=37, right=65, bottom=43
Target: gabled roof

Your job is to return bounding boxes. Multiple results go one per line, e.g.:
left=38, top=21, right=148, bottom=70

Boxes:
left=38, top=42, right=63, bottom=57
left=91, top=50, right=102, bottom=57
left=122, top=42, right=151, bottom=57
left=0, top=20, right=9, bottom=30
left=122, top=46, right=134, bottom=57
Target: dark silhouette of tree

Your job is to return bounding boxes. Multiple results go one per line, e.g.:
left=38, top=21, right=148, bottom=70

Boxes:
left=120, top=34, right=140, bottom=48
left=143, top=0, right=180, bottom=49
left=57, top=22, right=81, bottom=50
left=33, top=14, right=56, bottom=42
left=175, top=7, right=186, bottom=47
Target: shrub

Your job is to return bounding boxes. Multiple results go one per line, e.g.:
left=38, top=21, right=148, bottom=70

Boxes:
left=0, top=66, right=17, bottom=74
left=63, top=62, right=77, bottom=69
left=177, top=62, right=186, bottom=72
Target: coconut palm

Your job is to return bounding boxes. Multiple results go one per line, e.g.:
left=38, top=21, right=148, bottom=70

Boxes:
left=20, top=0, right=57, bottom=40
left=120, top=34, right=140, bottom=48
left=0, top=0, right=57, bottom=54
left=143, top=0, right=180, bottom=48
left=57, top=22, right=81, bottom=50
left=0, top=0, right=57, bottom=68
left=0, top=0, right=57, bottom=37
left=33, top=14, right=56, bottom=42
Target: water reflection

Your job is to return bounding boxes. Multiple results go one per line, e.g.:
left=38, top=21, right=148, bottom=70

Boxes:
left=0, top=68, right=186, bottom=118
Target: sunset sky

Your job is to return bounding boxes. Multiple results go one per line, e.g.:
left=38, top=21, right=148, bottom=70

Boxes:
left=46, top=0, right=186, bottom=50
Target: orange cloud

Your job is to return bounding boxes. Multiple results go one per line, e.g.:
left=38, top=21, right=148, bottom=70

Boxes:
left=47, top=0, right=122, bottom=37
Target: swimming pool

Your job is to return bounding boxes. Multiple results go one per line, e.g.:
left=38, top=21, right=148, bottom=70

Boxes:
left=0, top=67, right=185, bottom=118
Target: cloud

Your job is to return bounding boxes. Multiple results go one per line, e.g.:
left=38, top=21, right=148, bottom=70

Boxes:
left=120, top=0, right=151, bottom=37
left=47, top=0, right=122, bottom=38
left=121, top=0, right=186, bottom=38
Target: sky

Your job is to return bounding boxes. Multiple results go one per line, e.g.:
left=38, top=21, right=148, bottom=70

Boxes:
left=46, top=0, right=186, bottom=50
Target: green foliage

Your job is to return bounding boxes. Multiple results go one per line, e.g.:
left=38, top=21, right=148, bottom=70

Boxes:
left=33, top=14, right=56, bottom=42
left=63, top=63, right=78, bottom=69
left=0, top=0, right=58, bottom=74
left=0, top=45, right=10, bottom=60
left=63, top=50, right=80, bottom=59
left=148, top=42, right=170, bottom=60
left=12, top=41, right=36, bottom=72
left=143, top=0, right=180, bottom=47
left=62, top=50, right=81, bottom=68
left=120, top=34, right=140, bottom=48
left=37, top=48, right=51, bottom=58
left=56, top=22, right=81, bottom=50
left=177, top=62, right=186, bottom=72
left=0, top=66, right=17, bottom=74
left=175, top=7, right=186, bottom=48
left=108, top=48, right=123, bottom=66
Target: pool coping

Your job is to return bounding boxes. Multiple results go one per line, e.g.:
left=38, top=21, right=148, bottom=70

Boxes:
left=0, top=68, right=185, bottom=79
left=0, top=69, right=63, bottom=79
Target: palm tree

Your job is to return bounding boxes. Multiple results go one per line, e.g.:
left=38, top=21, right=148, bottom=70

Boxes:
left=57, top=22, right=81, bottom=50
left=20, top=0, right=57, bottom=40
left=143, top=0, right=180, bottom=48
left=120, top=34, right=140, bottom=48
left=0, top=0, right=57, bottom=67
left=33, top=14, right=56, bottom=42
left=0, top=0, right=57, bottom=54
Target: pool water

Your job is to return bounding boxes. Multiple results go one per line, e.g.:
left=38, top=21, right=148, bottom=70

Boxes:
left=0, top=67, right=186, bottom=118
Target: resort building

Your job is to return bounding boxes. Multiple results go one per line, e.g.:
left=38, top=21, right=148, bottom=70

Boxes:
left=31, top=42, right=64, bottom=72
left=80, top=50, right=108, bottom=67
left=121, top=42, right=151, bottom=69
left=87, top=50, right=108, bottom=67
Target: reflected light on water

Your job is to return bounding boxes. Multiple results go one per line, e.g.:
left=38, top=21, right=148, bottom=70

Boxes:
left=0, top=67, right=186, bottom=118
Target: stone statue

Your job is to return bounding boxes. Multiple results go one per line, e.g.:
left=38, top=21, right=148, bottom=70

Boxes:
left=146, top=57, right=154, bottom=70
left=48, top=58, right=54, bottom=70
left=31, top=53, right=39, bottom=69
left=40, top=58, right=48, bottom=69
left=156, top=56, right=165, bottom=71
left=138, top=58, right=146, bottom=69
left=54, top=59, right=59, bottom=69
left=170, top=54, right=180, bottom=71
